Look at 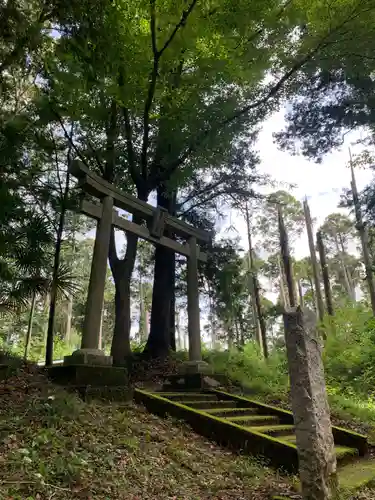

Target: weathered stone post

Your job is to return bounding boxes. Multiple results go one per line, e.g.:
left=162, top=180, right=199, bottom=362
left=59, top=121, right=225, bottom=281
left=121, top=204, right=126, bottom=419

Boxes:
left=283, top=307, right=337, bottom=500
left=187, top=236, right=202, bottom=362
left=65, top=195, right=113, bottom=365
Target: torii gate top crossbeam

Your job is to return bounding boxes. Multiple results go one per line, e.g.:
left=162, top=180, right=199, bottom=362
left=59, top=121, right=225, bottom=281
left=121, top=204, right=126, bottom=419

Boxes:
left=69, top=161, right=211, bottom=244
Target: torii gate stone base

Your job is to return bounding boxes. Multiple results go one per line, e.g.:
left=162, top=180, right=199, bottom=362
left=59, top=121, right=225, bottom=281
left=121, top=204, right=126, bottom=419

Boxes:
left=62, top=161, right=211, bottom=377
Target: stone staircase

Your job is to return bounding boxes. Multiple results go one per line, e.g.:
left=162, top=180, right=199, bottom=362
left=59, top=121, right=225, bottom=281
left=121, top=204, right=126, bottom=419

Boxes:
left=134, top=387, right=375, bottom=491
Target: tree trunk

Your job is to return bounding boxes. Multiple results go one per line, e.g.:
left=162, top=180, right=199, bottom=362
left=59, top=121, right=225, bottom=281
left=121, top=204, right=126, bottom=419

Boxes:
left=333, top=232, right=354, bottom=300
left=245, top=204, right=262, bottom=347
left=24, top=291, right=36, bottom=361
left=208, top=290, right=217, bottom=349
left=45, top=125, right=74, bottom=366
left=297, top=279, right=304, bottom=308
left=278, top=255, right=288, bottom=307
left=317, top=230, right=334, bottom=317
left=303, top=199, right=325, bottom=321
left=145, top=186, right=176, bottom=358
left=245, top=204, right=267, bottom=356
left=227, top=323, right=234, bottom=350
left=350, top=153, right=375, bottom=315
left=65, top=295, right=73, bottom=344
left=308, top=276, right=317, bottom=312
left=138, top=273, right=148, bottom=343
left=45, top=171, right=70, bottom=366
left=109, top=226, right=139, bottom=365
left=278, top=205, right=296, bottom=307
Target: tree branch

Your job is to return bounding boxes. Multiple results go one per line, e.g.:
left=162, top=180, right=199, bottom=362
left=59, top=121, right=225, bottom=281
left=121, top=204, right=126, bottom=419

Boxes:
left=141, top=0, right=197, bottom=182
left=49, top=127, right=64, bottom=198
left=234, top=0, right=294, bottom=50
left=104, top=99, right=118, bottom=182
left=155, top=37, right=340, bottom=187
left=118, top=70, right=141, bottom=187
left=158, top=0, right=198, bottom=57
left=51, top=107, right=104, bottom=174
left=140, top=0, right=159, bottom=180
left=178, top=174, right=228, bottom=208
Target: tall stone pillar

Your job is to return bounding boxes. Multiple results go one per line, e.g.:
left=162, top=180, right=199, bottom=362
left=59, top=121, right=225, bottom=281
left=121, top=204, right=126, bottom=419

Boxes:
left=283, top=307, right=337, bottom=500
left=181, top=236, right=210, bottom=376
left=187, top=237, right=202, bottom=362
left=65, top=196, right=113, bottom=366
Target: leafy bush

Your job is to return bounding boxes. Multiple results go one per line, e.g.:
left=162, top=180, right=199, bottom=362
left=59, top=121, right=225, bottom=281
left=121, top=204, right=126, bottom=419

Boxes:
left=205, top=343, right=289, bottom=399
left=322, top=304, right=375, bottom=396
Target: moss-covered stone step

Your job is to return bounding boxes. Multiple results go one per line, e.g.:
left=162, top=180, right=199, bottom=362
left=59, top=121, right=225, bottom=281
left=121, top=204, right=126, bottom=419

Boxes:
left=212, top=389, right=368, bottom=455
left=204, top=407, right=259, bottom=417
left=135, top=388, right=369, bottom=477
left=157, top=392, right=218, bottom=401
left=253, top=425, right=295, bottom=437
left=135, top=388, right=300, bottom=472
left=182, top=400, right=238, bottom=409
left=279, top=435, right=359, bottom=464
left=338, top=457, right=375, bottom=490
left=227, top=415, right=280, bottom=426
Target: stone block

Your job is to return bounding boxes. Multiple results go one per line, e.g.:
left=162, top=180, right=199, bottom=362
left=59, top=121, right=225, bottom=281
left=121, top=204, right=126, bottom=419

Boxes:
left=179, top=360, right=212, bottom=375
left=64, top=348, right=112, bottom=366
left=48, top=364, right=128, bottom=387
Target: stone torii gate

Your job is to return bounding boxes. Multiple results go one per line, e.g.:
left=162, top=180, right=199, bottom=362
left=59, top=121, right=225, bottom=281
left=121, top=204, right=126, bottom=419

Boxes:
left=64, top=161, right=211, bottom=371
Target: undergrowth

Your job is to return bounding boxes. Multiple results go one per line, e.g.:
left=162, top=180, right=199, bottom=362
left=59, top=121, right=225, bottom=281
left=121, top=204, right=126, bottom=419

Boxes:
left=0, top=365, right=296, bottom=499
left=205, top=304, right=375, bottom=433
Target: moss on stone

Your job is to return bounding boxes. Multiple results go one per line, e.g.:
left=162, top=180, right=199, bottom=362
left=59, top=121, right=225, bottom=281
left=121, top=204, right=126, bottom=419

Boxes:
left=211, top=389, right=368, bottom=455
left=338, top=458, right=375, bottom=490
left=48, top=364, right=128, bottom=387
left=134, top=388, right=299, bottom=473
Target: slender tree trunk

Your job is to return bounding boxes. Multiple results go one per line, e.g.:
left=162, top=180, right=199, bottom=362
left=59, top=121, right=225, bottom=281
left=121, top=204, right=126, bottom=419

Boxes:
left=45, top=123, right=75, bottom=366
left=227, top=323, right=234, bottom=350
left=253, top=276, right=268, bottom=358
left=24, top=291, right=36, bottom=361
left=208, top=288, right=217, bottom=349
left=333, top=231, right=354, bottom=300
left=308, top=276, right=317, bottom=312
left=303, top=199, right=325, bottom=321
left=245, top=203, right=263, bottom=349
left=138, top=270, right=148, bottom=343
left=65, top=229, right=76, bottom=344
left=234, top=318, right=240, bottom=347
left=350, top=152, right=375, bottom=315
left=65, top=295, right=73, bottom=344
left=278, top=255, right=288, bottom=307
left=175, top=309, right=181, bottom=350
left=239, top=316, right=245, bottom=346
left=245, top=203, right=267, bottom=356
left=297, top=279, right=304, bottom=308
left=317, top=230, right=334, bottom=316
left=278, top=204, right=296, bottom=307
left=45, top=171, right=70, bottom=366
left=145, top=186, right=176, bottom=358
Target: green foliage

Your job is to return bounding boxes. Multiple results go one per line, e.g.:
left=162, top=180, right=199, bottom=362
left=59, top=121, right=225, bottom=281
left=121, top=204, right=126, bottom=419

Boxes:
left=255, top=191, right=305, bottom=254
left=206, top=343, right=289, bottom=399
left=322, top=305, right=375, bottom=397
